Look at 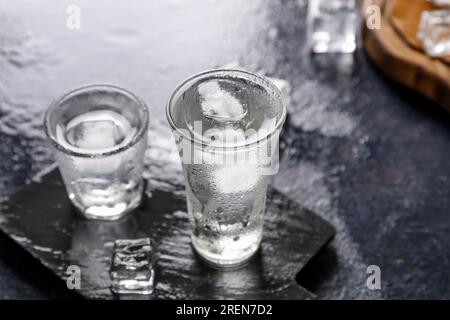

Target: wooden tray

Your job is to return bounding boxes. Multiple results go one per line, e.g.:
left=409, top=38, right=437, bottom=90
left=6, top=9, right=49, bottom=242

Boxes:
left=362, top=0, right=450, bottom=109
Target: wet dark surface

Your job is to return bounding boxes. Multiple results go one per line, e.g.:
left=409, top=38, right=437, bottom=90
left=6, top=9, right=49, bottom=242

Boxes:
left=0, top=169, right=334, bottom=300
left=0, top=0, right=449, bottom=299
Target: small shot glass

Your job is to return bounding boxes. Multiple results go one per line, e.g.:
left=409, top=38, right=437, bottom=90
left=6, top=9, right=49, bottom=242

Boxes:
left=44, top=84, right=149, bottom=220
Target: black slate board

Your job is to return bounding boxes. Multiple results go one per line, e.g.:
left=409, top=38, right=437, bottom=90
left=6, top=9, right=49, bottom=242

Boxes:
left=0, top=168, right=335, bottom=300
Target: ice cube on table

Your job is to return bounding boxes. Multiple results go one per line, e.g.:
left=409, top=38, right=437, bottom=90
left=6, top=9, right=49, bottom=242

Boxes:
left=217, top=62, right=292, bottom=111
left=418, top=10, right=450, bottom=57
left=110, top=238, right=155, bottom=295
left=198, top=80, right=248, bottom=121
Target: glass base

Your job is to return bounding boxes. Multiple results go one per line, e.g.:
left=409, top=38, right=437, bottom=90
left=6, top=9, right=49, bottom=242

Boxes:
left=191, top=235, right=261, bottom=270
left=69, top=184, right=143, bottom=221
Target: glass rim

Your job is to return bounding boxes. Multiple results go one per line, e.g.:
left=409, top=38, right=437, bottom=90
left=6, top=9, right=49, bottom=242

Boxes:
left=165, top=69, right=287, bottom=151
left=44, top=83, right=149, bottom=158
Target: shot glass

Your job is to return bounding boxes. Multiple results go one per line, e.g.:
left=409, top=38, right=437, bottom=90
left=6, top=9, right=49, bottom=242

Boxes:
left=166, top=69, right=287, bottom=268
left=44, top=84, right=149, bottom=220
left=307, top=0, right=357, bottom=53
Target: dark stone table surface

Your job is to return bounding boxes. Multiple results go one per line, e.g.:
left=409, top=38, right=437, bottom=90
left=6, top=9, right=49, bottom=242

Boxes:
left=0, top=0, right=448, bottom=299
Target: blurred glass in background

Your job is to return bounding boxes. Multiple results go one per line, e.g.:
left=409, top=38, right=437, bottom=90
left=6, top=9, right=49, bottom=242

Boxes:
left=307, top=0, right=358, bottom=53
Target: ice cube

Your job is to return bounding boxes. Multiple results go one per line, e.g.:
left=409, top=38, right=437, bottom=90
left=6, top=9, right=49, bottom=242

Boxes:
left=110, top=238, right=155, bottom=295
left=214, top=165, right=258, bottom=194
left=61, top=109, right=134, bottom=150
left=307, top=0, right=357, bottom=53
left=418, top=10, right=450, bottom=57
left=217, top=62, right=292, bottom=111
left=66, top=120, right=123, bottom=149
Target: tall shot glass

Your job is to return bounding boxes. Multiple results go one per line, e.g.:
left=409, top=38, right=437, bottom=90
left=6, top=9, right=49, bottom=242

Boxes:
left=166, top=70, right=287, bottom=268
left=44, top=84, right=149, bottom=220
